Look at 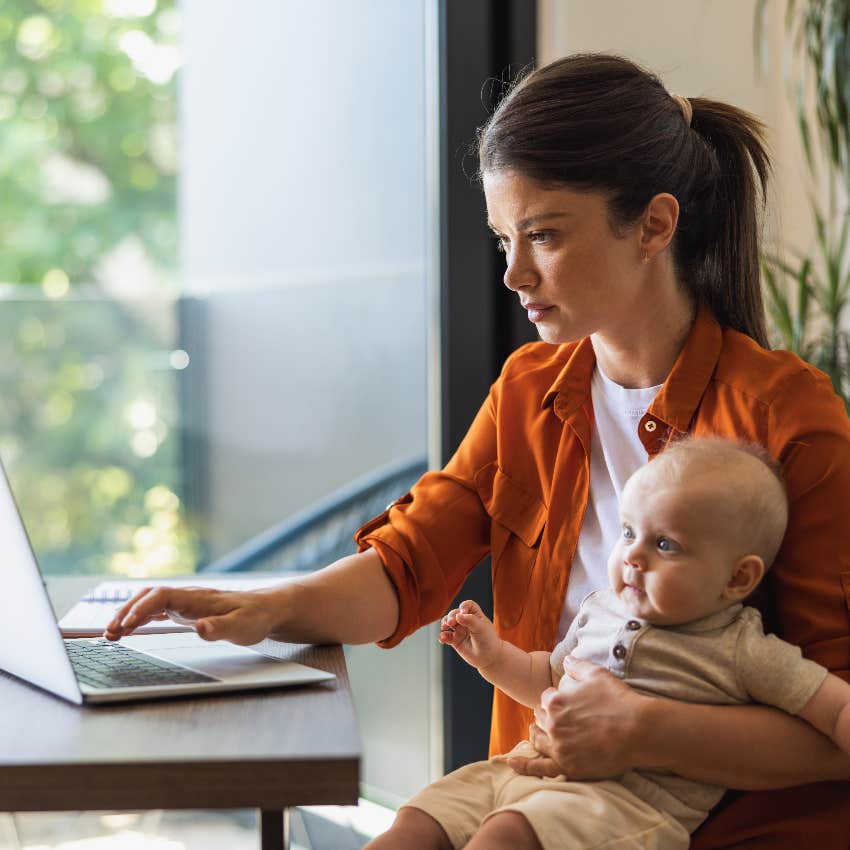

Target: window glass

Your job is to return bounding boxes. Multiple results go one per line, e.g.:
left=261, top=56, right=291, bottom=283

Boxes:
left=0, top=0, right=192, bottom=578
left=2, top=0, right=435, bottom=805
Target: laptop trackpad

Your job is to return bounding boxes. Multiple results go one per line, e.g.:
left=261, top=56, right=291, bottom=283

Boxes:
left=121, top=632, right=332, bottom=683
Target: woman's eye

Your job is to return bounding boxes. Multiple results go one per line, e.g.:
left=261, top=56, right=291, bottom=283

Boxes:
left=492, top=235, right=507, bottom=253
left=528, top=231, right=549, bottom=244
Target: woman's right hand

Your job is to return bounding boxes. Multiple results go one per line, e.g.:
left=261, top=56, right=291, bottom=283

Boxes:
left=103, top=586, right=281, bottom=645
left=438, top=599, right=502, bottom=670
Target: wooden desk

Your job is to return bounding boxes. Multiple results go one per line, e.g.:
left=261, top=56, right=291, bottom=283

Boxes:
left=0, top=576, right=361, bottom=849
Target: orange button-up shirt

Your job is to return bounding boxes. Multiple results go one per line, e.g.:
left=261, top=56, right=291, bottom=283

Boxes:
left=355, top=306, right=850, bottom=848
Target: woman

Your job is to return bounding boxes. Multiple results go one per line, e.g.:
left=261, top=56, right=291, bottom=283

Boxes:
left=107, top=54, right=850, bottom=848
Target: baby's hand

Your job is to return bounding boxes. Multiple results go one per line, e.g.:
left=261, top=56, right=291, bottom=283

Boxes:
left=439, top=600, right=501, bottom=671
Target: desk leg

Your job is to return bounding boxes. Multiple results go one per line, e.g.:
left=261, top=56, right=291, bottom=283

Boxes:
left=260, top=809, right=290, bottom=850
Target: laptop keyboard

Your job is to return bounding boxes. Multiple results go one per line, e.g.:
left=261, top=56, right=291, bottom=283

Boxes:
left=66, top=639, right=217, bottom=689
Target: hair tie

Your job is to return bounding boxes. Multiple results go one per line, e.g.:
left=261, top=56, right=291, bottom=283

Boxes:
left=671, top=94, right=692, bottom=127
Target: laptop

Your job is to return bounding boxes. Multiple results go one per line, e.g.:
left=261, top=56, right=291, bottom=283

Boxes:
left=0, top=458, right=335, bottom=704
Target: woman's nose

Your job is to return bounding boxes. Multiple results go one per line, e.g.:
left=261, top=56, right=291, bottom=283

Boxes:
left=502, top=246, right=537, bottom=292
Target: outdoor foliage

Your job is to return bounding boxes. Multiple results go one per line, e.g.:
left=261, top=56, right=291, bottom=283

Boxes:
left=0, top=296, right=200, bottom=576
left=0, top=0, right=179, bottom=285
left=0, top=0, right=201, bottom=576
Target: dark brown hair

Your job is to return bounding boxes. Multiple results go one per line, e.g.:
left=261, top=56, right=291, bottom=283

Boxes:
left=478, top=54, right=771, bottom=347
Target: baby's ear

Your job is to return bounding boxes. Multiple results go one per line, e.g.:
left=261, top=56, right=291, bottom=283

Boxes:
left=723, top=555, right=765, bottom=601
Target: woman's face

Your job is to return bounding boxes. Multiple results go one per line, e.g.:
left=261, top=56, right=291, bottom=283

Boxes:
left=483, top=170, right=646, bottom=345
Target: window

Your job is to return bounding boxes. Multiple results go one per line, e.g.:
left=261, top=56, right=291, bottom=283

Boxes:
left=2, top=0, right=436, bottom=811
left=0, top=0, right=190, bottom=579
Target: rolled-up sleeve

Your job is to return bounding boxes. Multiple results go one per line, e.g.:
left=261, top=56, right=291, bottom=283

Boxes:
left=354, top=381, right=500, bottom=648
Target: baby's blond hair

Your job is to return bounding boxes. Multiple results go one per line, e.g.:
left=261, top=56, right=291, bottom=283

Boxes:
left=646, top=436, right=788, bottom=568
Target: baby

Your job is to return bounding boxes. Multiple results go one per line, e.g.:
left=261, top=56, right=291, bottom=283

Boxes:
left=364, top=437, right=850, bottom=850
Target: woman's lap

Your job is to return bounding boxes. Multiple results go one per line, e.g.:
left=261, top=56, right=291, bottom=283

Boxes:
left=403, top=758, right=690, bottom=850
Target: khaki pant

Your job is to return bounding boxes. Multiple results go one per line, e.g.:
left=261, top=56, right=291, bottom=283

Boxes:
left=404, top=757, right=692, bottom=850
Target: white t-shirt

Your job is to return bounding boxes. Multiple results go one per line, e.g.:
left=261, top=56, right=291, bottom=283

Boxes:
left=558, top=366, right=662, bottom=639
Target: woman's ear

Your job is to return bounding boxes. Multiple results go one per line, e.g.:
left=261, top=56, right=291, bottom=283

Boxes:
left=723, top=555, right=766, bottom=601
left=640, top=192, right=680, bottom=259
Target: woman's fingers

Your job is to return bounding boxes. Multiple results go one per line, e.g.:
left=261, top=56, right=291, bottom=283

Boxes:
left=104, top=586, right=152, bottom=636
left=104, top=587, right=232, bottom=640
left=507, top=754, right=561, bottom=778
left=195, top=607, right=267, bottom=645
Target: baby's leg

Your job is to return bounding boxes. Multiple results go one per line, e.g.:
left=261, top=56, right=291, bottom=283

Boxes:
left=362, top=806, right=452, bottom=850
left=465, top=811, right=542, bottom=850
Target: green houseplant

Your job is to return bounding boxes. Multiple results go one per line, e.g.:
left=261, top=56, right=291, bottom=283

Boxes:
left=761, top=210, right=850, bottom=403
left=755, top=0, right=850, bottom=409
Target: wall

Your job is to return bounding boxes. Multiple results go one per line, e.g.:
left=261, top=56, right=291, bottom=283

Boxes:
left=538, top=0, right=823, bottom=265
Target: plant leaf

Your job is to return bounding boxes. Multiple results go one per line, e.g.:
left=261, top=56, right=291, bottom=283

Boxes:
left=762, top=258, right=794, bottom=349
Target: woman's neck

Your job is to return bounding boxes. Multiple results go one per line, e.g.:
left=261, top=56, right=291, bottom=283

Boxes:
left=591, top=291, right=696, bottom=389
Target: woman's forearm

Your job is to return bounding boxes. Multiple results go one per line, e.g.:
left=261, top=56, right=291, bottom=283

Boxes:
left=267, top=547, right=400, bottom=645
left=636, top=695, right=850, bottom=789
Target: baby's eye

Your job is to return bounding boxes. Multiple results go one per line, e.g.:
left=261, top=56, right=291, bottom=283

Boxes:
left=622, top=525, right=635, bottom=541
left=657, top=537, right=677, bottom=552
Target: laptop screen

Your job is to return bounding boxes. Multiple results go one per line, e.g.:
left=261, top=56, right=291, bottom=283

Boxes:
left=0, top=458, right=82, bottom=703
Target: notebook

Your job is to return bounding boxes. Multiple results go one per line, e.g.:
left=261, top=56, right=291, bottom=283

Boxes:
left=0, top=457, right=335, bottom=705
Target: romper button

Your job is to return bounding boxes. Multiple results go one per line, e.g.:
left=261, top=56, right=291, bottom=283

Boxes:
left=612, top=644, right=627, bottom=660
left=626, top=620, right=641, bottom=631
left=644, top=420, right=657, bottom=433
left=577, top=614, right=588, bottom=628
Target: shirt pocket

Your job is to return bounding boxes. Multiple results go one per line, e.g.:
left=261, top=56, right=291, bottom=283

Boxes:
left=474, top=462, right=547, bottom=629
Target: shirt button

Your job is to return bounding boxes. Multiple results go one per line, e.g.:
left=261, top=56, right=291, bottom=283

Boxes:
left=644, top=420, right=657, bottom=433
left=626, top=620, right=641, bottom=631
left=612, top=644, right=627, bottom=660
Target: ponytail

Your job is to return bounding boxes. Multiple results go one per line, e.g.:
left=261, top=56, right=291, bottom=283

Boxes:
left=684, top=99, right=771, bottom=347
left=478, top=55, right=772, bottom=347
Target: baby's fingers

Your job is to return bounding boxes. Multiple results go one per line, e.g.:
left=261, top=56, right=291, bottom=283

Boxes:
left=454, top=602, right=493, bottom=634
left=439, top=623, right=470, bottom=647
left=441, top=608, right=462, bottom=631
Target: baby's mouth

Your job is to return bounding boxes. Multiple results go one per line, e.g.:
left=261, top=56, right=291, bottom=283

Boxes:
left=624, top=583, right=646, bottom=596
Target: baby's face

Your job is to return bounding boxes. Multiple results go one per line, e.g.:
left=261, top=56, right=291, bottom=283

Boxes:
left=607, top=464, right=742, bottom=626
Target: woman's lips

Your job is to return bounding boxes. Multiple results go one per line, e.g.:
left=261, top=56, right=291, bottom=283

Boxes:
left=525, top=304, right=554, bottom=322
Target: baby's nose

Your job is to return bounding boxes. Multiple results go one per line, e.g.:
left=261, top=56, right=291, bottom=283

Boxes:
left=625, top=548, right=648, bottom=570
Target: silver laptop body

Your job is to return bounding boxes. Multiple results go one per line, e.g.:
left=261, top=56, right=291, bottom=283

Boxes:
left=0, top=458, right=334, bottom=704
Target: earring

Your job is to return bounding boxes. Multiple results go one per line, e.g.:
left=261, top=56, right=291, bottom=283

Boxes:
left=642, top=249, right=650, bottom=263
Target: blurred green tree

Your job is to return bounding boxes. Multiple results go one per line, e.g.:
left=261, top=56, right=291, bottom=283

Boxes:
left=0, top=0, right=179, bottom=285
left=0, top=0, right=200, bottom=577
